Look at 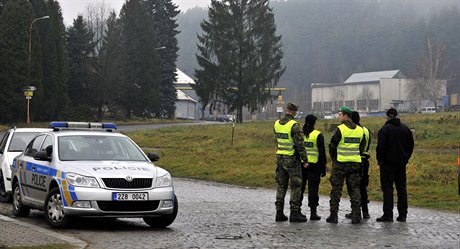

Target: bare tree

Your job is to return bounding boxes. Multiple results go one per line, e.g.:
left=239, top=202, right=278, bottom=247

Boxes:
left=333, top=88, right=344, bottom=112
left=410, top=38, right=450, bottom=111
left=85, top=0, right=112, bottom=54
left=359, top=86, right=374, bottom=112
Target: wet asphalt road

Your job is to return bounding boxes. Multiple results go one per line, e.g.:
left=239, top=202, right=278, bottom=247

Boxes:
left=0, top=178, right=459, bottom=249
left=1, top=122, right=459, bottom=248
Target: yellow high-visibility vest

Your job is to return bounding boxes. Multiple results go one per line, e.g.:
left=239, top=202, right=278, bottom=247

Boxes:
left=337, top=124, right=364, bottom=163
left=304, top=130, right=321, bottom=163
left=274, top=119, right=297, bottom=156
left=362, top=126, right=371, bottom=158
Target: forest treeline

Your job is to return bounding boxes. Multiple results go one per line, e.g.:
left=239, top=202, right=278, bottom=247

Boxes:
left=0, top=0, right=179, bottom=123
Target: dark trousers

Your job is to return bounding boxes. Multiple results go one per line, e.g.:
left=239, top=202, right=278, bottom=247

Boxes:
left=379, top=164, right=408, bottom=217
left=299, top=163, right=321, bottom=210
left=347, top=158, right=369, bottom=211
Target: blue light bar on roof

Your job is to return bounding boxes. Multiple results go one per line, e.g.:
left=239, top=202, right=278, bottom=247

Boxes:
left=102, top=123, right=117, bottom=129
left=49, top=122, right=117, bottom=130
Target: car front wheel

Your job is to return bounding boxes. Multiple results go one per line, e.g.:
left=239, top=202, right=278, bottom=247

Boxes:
left=12, top=181, right=30, bottom=217
left=0, top=170, right=12, bottom=203
left=44, top=187, right=71, bottom=228
left=143, top=195, right=178, bottom=228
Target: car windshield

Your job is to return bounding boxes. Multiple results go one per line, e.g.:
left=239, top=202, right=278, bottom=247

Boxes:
left=8, top=132, right=41, bottom=152
left=58, top=135, right=147, bottom=161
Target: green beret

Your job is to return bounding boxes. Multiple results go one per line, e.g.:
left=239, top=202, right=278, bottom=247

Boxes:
left=287, top=103, right=298, bottom=111
left=338, top=106, right=352, bottom=114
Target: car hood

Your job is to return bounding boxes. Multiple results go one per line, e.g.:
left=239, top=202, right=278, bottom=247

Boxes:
left=58, top=161, right=158, bottom=178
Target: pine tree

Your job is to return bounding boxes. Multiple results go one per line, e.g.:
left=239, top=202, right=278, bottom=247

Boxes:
left=30, top=0, right=69, bottom=121
left=146, top=0, right=180, bottom=119
left=119, top=0, right=161, bottom=118
left=65, top=15, right=96, bottom=119
left=97, top=11, right=123, bottom=119
left=195, top=0, right=285, bottom=122
left=0, top=0, right=35, bottom=123
left=194, top=20, right=220, bottom=120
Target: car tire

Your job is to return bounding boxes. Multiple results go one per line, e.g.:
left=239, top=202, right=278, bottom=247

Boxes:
left=44, top=187, right=71, bottom=228
left=143, top=194, right=178, bottom=228
left=12, top=181, right=30, bottom=217
left=0, top=170, right=12, bottom=203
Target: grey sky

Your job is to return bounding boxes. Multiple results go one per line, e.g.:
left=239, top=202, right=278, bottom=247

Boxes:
left=57, top=0, right=210, bottom=25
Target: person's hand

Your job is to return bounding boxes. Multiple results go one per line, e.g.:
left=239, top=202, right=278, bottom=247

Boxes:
left=321, top=165, right=326, bottom=177
left=303, top=162, right=309, bottom=168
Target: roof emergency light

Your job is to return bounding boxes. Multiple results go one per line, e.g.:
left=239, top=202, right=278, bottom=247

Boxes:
left=49, top=122, right=117, bottom=131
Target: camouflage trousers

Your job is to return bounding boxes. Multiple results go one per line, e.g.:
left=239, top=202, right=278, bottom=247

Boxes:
left=275, top=155, right=302, bottom=212
left=329, top=161, right=361, bottom=218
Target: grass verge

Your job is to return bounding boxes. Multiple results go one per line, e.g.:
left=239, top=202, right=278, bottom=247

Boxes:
left=126, top=112, right=460, bottom=212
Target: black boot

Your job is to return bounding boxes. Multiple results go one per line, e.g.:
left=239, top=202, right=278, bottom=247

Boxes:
left=326, top=213, right=338, bottom=223
left=362, top=205, right=370, bottom=219
left=275, top=210, right=288, bottom=222
left=352, top=208, right=362, bottom=223
left=376, top=215, right=393, bottom=222
left=351, top=217, right=361, bottom=224
left=299, top=209, right=307, bottom=219
left=310, top=208, right=321, bottom=221
left=289, top=211, right=307, bottom=222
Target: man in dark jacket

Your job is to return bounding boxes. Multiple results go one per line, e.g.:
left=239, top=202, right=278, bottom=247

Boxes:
left=376, top=108, right=414, bottom=222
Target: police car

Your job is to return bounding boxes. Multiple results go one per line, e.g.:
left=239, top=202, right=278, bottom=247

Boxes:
left=0, top=127, right=51, bottom=202
left=11, top=122, right=178, bottom=228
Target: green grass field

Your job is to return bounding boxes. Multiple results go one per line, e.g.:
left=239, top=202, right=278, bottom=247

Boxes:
left=126, top=112, right=460, bottom=212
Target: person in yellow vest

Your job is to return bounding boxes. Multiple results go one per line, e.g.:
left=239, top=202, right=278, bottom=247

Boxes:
left=274, top=103, right=308, bottom=222
left=326, top=106, right=365, bottom=224
left=299, top=114, right=327, bottom=221
left=346, top=111, right=371, bottom=219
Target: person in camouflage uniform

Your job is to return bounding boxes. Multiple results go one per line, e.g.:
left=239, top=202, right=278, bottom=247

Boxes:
left=346, top=111, right=372, bottom=220
left=274, top=103, right=308, bottom=222
left=326, top=106, right=365, bottom=224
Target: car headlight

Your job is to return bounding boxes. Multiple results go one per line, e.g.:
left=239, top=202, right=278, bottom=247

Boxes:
left=66, top=173, right=99, bottom=188
left=155, top=172, right=172, bottom=188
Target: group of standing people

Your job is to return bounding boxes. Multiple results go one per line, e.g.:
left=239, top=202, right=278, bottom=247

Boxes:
left=274, top=103, right=414, bottom=224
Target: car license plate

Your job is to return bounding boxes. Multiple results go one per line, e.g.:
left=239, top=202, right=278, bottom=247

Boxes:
left=112, top=192, right=148, bottom=201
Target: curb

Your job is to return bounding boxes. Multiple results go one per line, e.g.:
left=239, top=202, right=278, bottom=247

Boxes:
left=0, top=214, right=87, bottom=249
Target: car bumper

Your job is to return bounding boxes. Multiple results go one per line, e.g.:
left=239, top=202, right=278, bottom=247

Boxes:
left=62, top=186, right=175, bottom=217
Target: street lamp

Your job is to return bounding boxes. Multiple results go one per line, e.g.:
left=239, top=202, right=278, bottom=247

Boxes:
left=26, top=15, right=49, bottom=126
left=29, top=15, right=49, bottom=79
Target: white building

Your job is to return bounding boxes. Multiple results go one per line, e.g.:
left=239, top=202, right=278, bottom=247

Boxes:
left=311, top=70, right=446, bottom=114
left=174, top=68, right=198, bottom=120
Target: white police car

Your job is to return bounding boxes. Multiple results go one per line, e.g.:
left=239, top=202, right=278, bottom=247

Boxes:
left=11, top=122, right=178, bottom=228
left=0, top=127, right=51, bottom=202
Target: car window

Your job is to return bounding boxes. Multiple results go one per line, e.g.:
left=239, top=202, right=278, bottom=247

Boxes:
left=59, top=135, right=147, bottom=161
left=24, top=135, right=46, bottom=157
left=0, top=131, right=10, bottom=154
left=8, top=132, right=42, bottom=152
left=41, top=135, right=54, bottom=153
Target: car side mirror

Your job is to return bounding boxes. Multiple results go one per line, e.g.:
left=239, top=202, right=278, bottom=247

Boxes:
left=34, top=151, right=51, bottom=162
left=147, top=152, right=160, bottom=162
